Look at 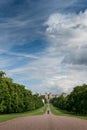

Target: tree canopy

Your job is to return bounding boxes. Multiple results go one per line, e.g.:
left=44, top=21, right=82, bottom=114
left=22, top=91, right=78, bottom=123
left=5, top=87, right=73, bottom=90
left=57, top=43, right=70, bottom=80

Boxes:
left=50, top=84, right=87, bottom=114
left=0, top=71, right=44, bottom=114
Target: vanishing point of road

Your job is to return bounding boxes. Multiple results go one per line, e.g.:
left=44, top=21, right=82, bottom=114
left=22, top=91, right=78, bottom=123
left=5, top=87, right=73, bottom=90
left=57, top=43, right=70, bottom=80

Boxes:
left=0, top=109, right=87, bottom=130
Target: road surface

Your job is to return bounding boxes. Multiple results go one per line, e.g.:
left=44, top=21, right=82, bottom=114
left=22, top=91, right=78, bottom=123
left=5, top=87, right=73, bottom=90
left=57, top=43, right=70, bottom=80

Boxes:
left=0, top=111, right=87, bottom=130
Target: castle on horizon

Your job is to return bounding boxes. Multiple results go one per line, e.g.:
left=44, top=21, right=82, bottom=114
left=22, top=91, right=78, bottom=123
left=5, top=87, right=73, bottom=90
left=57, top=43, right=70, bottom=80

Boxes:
left=37, top=92, right=68, bottom=103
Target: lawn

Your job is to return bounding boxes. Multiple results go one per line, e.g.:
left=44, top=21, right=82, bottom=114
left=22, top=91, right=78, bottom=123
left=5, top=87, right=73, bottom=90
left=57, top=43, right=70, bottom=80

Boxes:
left=50, top=104, right=87, bottom=120
left=0, top=104, right=47, bottom=123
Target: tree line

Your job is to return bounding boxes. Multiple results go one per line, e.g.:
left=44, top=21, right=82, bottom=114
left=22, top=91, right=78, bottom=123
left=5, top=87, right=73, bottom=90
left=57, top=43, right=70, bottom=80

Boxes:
left=0, top=71, right=44, bottom=114
left=50, top=84, right=87, bottom=114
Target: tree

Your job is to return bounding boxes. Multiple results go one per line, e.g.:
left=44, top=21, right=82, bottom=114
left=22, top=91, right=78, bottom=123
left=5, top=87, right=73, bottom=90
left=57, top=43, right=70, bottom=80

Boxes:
left=0, top=71, right=44, bottom=114
left=51, top=84, right=87, bottom=115
left=0, top=71, right=6, bottom=79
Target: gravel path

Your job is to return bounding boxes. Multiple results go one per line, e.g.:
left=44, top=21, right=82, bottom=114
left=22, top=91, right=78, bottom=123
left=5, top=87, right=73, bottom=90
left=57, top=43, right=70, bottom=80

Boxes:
left=0, top=111, right=87, bottom=130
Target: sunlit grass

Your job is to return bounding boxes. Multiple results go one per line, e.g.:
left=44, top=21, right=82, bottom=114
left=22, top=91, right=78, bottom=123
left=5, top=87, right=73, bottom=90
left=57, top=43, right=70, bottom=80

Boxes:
left=0, top=104, right=47, bottom=122
left=50, top=104, right=87, bottom=120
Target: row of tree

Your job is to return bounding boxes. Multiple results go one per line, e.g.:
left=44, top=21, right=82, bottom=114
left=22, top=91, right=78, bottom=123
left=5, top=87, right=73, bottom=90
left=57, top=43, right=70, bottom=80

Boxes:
left=50, top=84, right=87, bottom=114
left=0, top=71, right=44, bottom=114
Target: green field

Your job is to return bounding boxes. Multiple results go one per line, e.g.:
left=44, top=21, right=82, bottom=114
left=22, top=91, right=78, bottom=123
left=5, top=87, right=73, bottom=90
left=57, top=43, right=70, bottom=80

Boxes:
left=50, top=104, right=87, bottom=120
left=0, top=104, right=47, bottom=123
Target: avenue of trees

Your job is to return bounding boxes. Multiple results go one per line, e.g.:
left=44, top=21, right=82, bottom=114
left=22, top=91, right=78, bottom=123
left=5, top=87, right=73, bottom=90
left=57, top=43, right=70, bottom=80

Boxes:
left=0, top=71, right=44, bottom=114
left=50, top=84, right=87, bottom=114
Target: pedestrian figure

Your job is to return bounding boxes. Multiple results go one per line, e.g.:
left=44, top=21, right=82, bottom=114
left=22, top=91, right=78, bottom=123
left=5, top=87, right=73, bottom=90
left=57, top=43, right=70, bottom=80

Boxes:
left=47, top=110, right=50, bottom=114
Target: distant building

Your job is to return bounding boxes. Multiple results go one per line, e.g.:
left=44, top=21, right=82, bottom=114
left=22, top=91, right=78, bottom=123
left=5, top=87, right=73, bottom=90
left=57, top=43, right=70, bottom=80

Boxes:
left=45, top=93, right=59, bottom=102
left=45, top=93, right=49, bottom=103
left=37, top=92, right=68, bottom=103
left=61, top=92, right=68, bottom=97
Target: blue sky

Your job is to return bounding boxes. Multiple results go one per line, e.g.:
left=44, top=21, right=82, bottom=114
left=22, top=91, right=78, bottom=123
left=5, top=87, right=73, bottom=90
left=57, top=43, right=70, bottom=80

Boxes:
left=0, top=0, right=87, bottom=94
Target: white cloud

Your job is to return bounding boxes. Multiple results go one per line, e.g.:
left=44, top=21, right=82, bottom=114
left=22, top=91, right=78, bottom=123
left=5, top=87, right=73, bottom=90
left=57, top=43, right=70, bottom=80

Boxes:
left=45, top=10, right=87, bottom=48
left=45, top=10, right=87, bottom=64
left=1, top=10, right=87, bottom=94
left=40, top=10, right=87, bottom=93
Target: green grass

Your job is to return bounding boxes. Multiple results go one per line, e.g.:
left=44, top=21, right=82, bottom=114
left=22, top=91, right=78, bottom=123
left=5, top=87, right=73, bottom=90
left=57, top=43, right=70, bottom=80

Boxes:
left=50, top=104, right=87, bottom=120
left=0, top=104, right=47, bottom=123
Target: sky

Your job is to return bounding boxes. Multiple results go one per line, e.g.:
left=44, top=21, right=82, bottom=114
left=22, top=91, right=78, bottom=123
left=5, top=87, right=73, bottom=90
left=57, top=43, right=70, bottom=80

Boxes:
left=0, top=0, right=87, bottom=94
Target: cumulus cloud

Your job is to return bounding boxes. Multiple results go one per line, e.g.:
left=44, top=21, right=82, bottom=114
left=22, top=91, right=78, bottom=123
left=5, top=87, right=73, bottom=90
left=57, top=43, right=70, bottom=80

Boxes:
left=62, top=48, right=87, bottom=65
left=1, top=6, right=87, bottom=94
left=4, top=10, right=87, bottom=94
left=31, top=10, right=87, bottom=94
left=45, top=10, right=87, bottom=65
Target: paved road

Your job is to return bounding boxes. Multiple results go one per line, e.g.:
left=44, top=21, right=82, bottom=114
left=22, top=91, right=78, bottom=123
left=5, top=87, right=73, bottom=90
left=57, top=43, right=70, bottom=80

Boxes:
left=0, top=111, right=87, bottom=130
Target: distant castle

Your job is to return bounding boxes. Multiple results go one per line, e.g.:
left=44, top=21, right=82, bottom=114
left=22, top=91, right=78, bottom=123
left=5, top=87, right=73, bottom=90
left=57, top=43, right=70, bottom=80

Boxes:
left=38, top=92, right=68, bottom=103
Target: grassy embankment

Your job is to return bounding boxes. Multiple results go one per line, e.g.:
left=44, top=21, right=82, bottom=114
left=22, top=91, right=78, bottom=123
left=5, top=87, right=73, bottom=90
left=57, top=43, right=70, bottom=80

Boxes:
left=0, top=104, right=47, bottom=123
left=50, top=104, right=87, bottom=120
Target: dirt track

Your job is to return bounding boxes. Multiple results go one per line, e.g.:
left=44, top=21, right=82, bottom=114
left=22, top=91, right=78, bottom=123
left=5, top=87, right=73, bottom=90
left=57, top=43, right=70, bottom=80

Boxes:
left=0, top=112, right=87, bottom=130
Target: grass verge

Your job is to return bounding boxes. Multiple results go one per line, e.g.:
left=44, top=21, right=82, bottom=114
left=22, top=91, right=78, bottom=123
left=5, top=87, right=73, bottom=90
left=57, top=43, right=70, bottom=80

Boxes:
left=50, top=104, right=87, bottom=120
left=0, top=104, right=47, bottom=123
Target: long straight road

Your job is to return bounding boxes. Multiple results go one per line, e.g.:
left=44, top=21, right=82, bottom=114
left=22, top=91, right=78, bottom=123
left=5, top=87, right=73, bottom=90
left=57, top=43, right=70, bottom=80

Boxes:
left=0, top=111, right=87, bottom=130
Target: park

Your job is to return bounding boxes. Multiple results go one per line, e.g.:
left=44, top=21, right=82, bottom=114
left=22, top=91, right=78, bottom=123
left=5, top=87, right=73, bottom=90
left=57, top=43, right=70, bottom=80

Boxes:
left=0, top=71, right=87, bottom=130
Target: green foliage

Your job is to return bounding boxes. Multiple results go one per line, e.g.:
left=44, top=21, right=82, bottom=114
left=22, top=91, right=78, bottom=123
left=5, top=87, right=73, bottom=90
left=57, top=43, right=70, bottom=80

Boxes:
left=0, top=71, right=44, bottom=114
left=67, top=84, right=87, bottom=114
left=0, top=104, right=47, bottom=122
left=51, top=84, right=87, bottom=115
left=0, top=71, right=6, bottom=79
left=50, top=104, right=87, bottom=120
left=50, top=96, right=68, bottom=110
